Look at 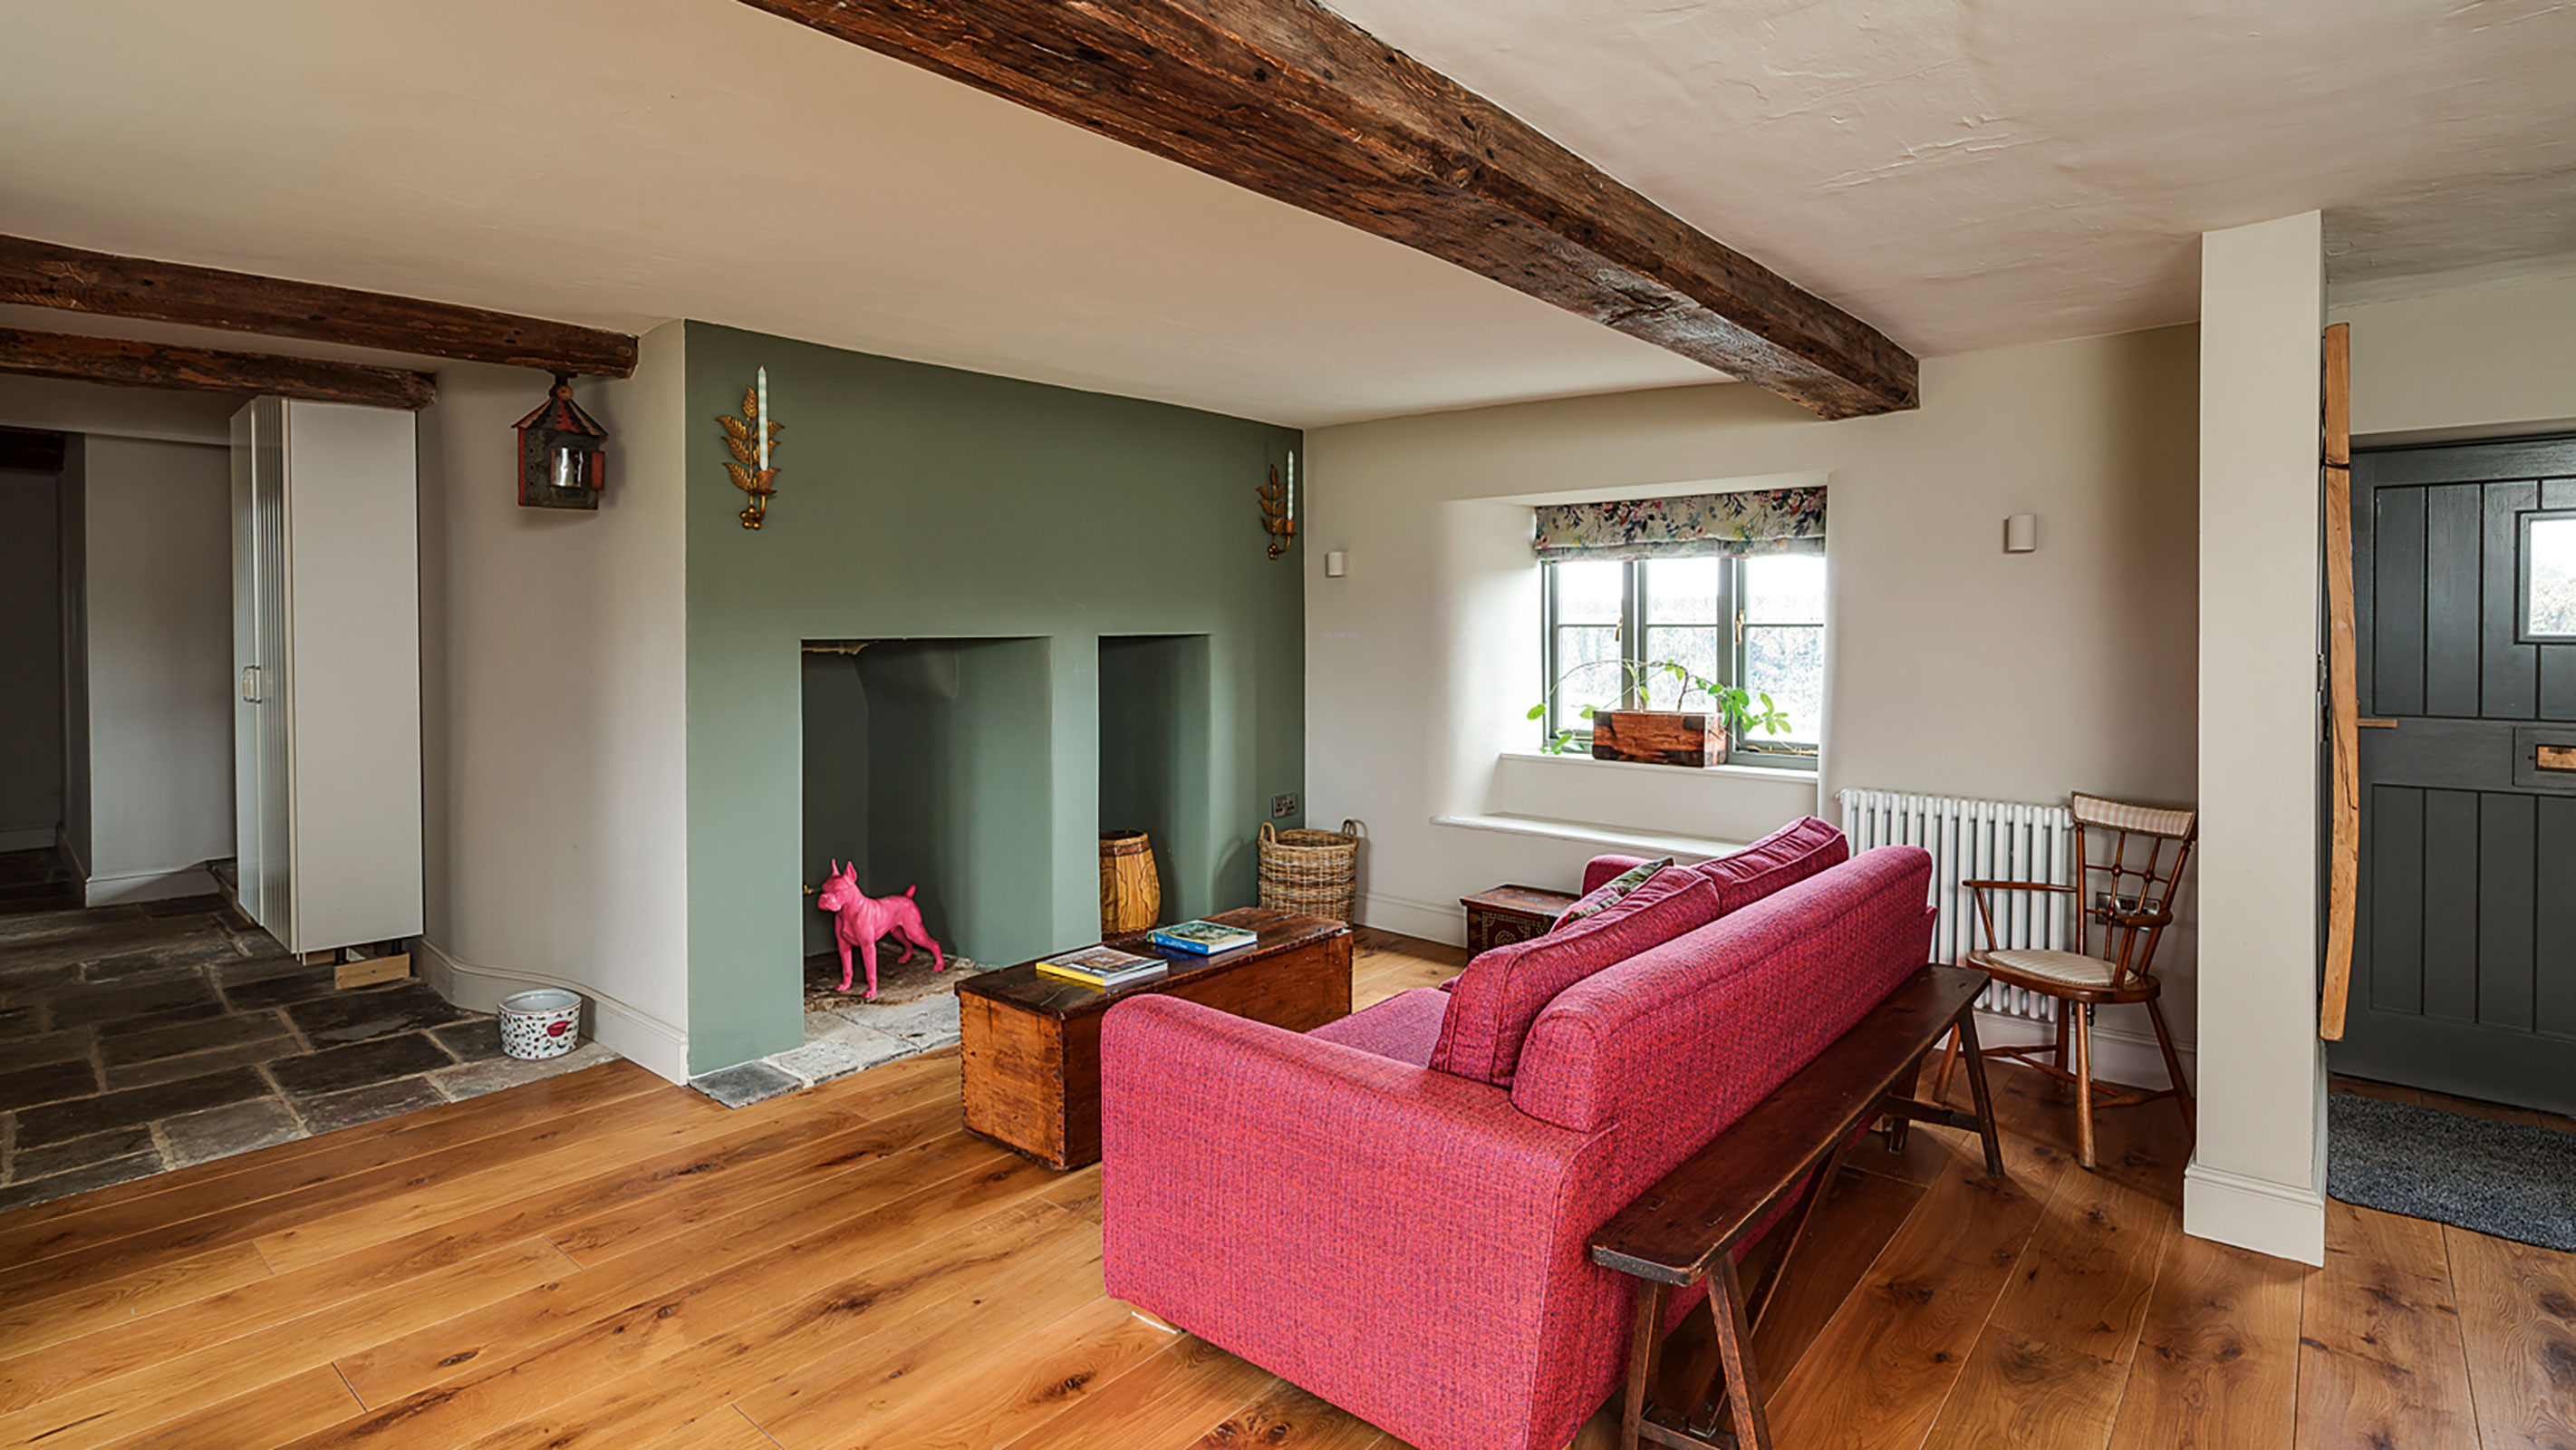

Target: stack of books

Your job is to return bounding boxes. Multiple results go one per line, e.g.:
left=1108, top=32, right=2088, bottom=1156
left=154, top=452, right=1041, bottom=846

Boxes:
left=1147, top=919, right=1260, bottom=955
left=1035, top=945, right=1168, bottom=990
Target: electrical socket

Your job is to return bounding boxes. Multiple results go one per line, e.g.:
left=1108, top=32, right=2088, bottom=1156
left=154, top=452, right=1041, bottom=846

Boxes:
left=1271, top=793, right=1298, bottom=819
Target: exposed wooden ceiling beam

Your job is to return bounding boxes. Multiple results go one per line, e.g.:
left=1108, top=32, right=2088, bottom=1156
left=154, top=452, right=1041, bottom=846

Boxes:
left=738, top=0, right=1917, bottom=418
left=0, top=233, right=636, bottom=378
left=0, top=326, right=438, bottom=410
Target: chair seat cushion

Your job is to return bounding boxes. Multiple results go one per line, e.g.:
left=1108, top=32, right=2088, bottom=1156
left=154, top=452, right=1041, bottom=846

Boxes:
left=1432, top=866, right=1722, bottom=1088
left=1307, top=987, right=1450, bottom=1068
left=1977, top=948, right=2118, bottom=990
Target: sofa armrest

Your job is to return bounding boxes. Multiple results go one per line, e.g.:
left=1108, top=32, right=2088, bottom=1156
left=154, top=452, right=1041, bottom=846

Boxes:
left=1583, top=853, right=1652, bottom=895
left=1100, top=994, right=1621, bottom=1450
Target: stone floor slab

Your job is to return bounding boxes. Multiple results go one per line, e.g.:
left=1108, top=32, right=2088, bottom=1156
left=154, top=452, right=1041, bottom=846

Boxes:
left=0, top=1152, right=165, bottom=1212
left=14, top=1066, right=271, bottom=1148
left=429, top=1040, right=617, bottom=1102
left=268, top=1032, right=455, bottom=1098
left=10, top=1123, right=157, bottom=1181
left=285, top=981, right=475, bottom=1046
left=688, top=1060, right=803, bottom=1109
left=296, top=1077, right=450, bottom=1136
left=162, top=1097, right=306, bottom=1168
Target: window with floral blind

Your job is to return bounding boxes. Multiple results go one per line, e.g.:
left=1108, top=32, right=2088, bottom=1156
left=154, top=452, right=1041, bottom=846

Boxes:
left=1534, top=488, right=1825, bottom=768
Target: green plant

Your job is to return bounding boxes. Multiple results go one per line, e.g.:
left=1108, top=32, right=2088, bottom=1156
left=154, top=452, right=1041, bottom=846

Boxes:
left=1525, top=658, right=1792, bottom=755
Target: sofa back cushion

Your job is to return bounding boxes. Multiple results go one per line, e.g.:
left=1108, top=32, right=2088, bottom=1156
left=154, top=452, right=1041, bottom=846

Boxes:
left=1510, top=847, right=1937, bottom=1164
left=1697, top=816, right=1848, bottom=914
left=1430, top=866, right=1722, bottom=1088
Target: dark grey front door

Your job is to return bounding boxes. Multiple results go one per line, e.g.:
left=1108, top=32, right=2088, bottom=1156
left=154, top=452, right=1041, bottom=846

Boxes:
left=2340, top=434, right=2576, bottom=1115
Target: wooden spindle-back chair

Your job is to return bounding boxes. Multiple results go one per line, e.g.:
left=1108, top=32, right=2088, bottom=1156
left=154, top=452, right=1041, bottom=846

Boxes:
left=1933, top=792, right=2195, bottom=1168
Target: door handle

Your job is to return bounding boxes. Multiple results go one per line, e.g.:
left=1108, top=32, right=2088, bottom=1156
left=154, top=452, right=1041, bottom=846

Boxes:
left=2540, top=744, right=2576, bottom=773
left=240, top=665, right=263, bottom=703
left=2356, top=718, right=2398, bottom=729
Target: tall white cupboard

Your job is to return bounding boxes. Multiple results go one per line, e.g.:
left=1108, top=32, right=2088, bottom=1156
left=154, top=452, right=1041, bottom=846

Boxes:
left=228, top=398, right=423, bottom=954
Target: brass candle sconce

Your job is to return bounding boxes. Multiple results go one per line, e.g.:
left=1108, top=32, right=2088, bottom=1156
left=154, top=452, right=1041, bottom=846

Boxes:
left=1259, top=452, right=1297, bottom=559
left=719, top=366, right=784, bottom=529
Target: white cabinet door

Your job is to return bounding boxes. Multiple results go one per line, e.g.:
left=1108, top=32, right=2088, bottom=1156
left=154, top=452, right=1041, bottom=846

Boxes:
left=227, top=397, right=418, bottom=952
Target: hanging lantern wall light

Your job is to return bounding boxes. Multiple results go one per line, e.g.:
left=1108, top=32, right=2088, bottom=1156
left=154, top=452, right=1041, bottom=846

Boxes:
left=515, top=372, right=608, bottom=509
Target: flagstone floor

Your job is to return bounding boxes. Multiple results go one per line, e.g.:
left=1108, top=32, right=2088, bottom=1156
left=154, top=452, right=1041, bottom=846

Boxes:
left=0, top=854, right=617, bottom=1210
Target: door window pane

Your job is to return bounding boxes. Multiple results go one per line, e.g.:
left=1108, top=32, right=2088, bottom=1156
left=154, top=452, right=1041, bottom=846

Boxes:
left=1554, top=559, right=1623, bottom=625
left=2531, top=517, right=2576, bottom=636
left=1744, top=555, right=1825, bottom=624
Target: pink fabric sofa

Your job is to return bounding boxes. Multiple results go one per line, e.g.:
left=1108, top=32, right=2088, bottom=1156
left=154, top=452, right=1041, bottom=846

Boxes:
left=1098, top=821, right=1937, bottom=1450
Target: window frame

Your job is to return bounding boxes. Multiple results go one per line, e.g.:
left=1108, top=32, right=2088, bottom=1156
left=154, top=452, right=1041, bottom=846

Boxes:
left=1541, top=556, right=1821, bottom=770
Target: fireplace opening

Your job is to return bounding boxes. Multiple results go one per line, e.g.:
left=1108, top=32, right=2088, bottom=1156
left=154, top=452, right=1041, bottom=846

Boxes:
left=1098, top=634, right=1213, bottom=928
left=792, top=636, right=1050, bottom=1078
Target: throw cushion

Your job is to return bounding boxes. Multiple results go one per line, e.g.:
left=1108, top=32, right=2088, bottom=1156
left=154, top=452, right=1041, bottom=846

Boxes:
left=1553, top=856, right=1674, bottom=929
left=1697, top=817, right=1848, bottom=914
left=1430, top=866, right=1722, bottom=1088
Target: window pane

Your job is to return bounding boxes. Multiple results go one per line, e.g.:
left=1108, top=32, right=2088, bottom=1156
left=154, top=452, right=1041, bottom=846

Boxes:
left=1745, top=555, right=1825, bottom=624
left=1553, top=625, right=1622, bottom=730
left=1742, top=625, right=1822, bottom=740
left=1553, top=559, right=1623, bottom=625
left=1643, top=627, right=1722, bottom=710
left=2533, top=517, right=2576, bottom=635
left=1644, top=558, right=1721, bottom=625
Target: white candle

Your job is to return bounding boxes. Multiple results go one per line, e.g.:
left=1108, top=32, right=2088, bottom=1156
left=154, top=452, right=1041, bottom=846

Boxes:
left=757, top=367, right=769, bottom=473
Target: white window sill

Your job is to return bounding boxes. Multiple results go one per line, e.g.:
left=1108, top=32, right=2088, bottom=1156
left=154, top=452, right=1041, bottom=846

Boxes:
left=1497, top=749, right=1815, bottom=781
left=1429, top=811, right=1747, bottom=861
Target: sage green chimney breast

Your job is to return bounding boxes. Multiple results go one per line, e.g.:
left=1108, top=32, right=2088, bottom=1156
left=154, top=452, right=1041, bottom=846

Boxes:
left=683, top=323, right=1304, bottom=1075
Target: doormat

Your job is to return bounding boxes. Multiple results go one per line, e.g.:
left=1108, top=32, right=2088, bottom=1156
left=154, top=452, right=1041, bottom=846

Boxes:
left=2327, top=1092, right=2576, bottom=1251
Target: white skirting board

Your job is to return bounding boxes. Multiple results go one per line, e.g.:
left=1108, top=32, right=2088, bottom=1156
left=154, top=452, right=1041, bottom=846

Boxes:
left=1966, top=1009, right=2194, bottom=1095
left=2182, top=1160, right=2326, bottom=1266
left=83, top=864, right=219, bottom=906
left=1359, top=890, right=1471, bottom=947
left=412, top=936, right=689, bottom=1085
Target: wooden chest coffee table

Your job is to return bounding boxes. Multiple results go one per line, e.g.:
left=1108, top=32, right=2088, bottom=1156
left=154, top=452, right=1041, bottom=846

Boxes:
left=955, top=906, right=1352, bottom=1170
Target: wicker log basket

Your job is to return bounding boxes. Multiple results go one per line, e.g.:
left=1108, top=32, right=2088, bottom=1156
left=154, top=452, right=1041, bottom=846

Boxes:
left=1258, top=819, right=1360, bottom=923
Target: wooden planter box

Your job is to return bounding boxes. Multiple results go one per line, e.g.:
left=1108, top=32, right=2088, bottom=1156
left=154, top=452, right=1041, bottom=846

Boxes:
left=1590, top=710, right=1726, bottom=768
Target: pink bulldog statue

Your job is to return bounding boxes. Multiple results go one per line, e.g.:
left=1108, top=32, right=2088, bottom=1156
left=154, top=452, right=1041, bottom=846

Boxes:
left=815, top=861, right=947, bottom=1000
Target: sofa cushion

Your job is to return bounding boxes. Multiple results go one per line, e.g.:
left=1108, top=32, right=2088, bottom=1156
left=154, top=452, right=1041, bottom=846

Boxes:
left=1430, top=866, right=1722, bottom=1088
left=1696, top=817, right=1848, bottom=914
left=1307, top=987, right=1450, bottom=1068
left=1553, top=856, right=1673, bottom=929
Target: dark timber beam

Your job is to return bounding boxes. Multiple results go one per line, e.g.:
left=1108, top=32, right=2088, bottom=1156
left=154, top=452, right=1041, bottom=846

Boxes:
left=0, top=233, right=637, bottom=378
left=738, top=0, right=1916, bottom=418
left=0, top=327, right=439, bottom=410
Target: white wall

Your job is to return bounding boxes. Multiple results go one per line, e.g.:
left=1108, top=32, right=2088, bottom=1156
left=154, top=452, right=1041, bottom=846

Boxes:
left=0, top=467, right=64, bottom=851
left=68, top=436, right=236, bottom=903
left=2332, top=269, right=2576, bottom=442
left=2186, top=212, right=2327, bottom=1266
left=1305, top=324, right=2202, bottom=1083
left=0, top=373, right=238, bottom=446
left=415, top=323, right=690, bottom=1082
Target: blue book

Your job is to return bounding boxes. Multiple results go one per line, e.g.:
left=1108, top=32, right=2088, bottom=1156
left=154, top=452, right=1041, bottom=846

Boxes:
left=1149, top=920, right=1259, bottom=955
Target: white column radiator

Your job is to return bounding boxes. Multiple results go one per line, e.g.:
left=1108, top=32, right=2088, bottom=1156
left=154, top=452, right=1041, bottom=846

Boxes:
left=1837, top=788, right=2075, bottom=1023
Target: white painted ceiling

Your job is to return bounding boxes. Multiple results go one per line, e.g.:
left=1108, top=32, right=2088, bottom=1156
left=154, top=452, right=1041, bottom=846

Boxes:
left=1, top=0, right=2570, bottom=427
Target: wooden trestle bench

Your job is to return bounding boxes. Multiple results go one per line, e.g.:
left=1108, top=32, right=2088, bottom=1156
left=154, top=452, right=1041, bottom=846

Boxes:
left=1588, top=963, right=2004, bottom=1450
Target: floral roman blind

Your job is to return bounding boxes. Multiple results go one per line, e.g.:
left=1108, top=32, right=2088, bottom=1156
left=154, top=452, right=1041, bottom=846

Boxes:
left=1532, top=486, right=1826, bottom=561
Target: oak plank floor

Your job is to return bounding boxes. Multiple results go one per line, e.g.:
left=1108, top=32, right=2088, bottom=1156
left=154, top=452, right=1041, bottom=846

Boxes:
left=2, top=928, right=2569, bottom=1450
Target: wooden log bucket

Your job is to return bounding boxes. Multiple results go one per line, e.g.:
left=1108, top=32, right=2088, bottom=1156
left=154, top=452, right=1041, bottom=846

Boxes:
left=1099, top=830, right=1162, bottom=936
